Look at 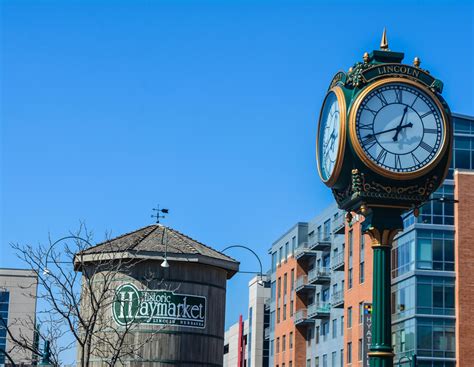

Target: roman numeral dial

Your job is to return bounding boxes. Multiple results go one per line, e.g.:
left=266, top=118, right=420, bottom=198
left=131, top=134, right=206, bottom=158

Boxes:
left=353, top=82, right=445, bottom=175
left=317, top=88, right=346, bottom=185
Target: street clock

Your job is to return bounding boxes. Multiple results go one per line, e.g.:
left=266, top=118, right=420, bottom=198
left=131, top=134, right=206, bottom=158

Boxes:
left=316, top=31, right=452, bottom=214
left=315, top=30, right=453, bottom=367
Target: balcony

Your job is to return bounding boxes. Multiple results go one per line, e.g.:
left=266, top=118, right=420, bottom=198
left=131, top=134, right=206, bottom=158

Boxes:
left=308, top=267, right=331, bottom=285
left=331, top=253, right=345, bottom=271
left=264, top=327, right=270, bottom=340
left=264, top=298, right=271, bottom=311
left=331, top=290, right=344, bottom=308
left=294, top=242, right=316, bottom=260
left=307, top=302, right=331, bottom=319
left=332, top=215, right=345, bottom=235
left=293, top=308, right=314, bottom=326
left=311, top=236, right=332, bottom=251
left=295, top=275, right=316, bottom=294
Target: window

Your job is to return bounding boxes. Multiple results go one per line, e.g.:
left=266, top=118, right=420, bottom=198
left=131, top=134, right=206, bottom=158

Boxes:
left=332, top=351, right=337, bottom=367
left=0, top=291, right=9, bottom=366
left=322, top=321, right=329, bottom=341
left=332, top=319, right=337, bottom=338
left=290, top=300, right=294, bottom=316
left=347, top=342, right=352, bottom=363
left=348, top=269, right=353, bottom=289
left=283, top=304, right=287, bottom=321
left=360, top=233, right=365, bottom=283
left=391, top=232, right=415, bottom=278
left=315, top=326, right=320, bottom=344
left=348, top=307, right=352, bottom=328
left=358, top=339, right=363, bottom=360
left=290, top=269, right=295, bottom=291
left=340, top=349, right=344, bottom=366
left=348, top=230, right=353, bottom=261
left=284, top=273, right=287, bottom=296
left=224, top=344, right=229, bottom=354
left=292, top=236, right=296, bottom=255
left=278, top=277, right=281, bottom=298
left=417, top=278, right=455, bottom=315
left=417, top=318, right=455, bottom=358
left=289, top=362, right=292, bottom=367
left=277, top=307, right=280, bottom=323
left=416, top=230, right=455, bottom=271
left=359, top=302, right=363, bottom=324
left=323, top=219, right=331, bottom=239
left=279, top=247, right=283, bottom=265
left=289, top=331, right=293, bottom=349
left=341, top=316, right=344, bottom=335
left=282, top=334, right=286, bottom=351
left=322, top=353, right=328, bottom=367
left=315, top=356, right=319, bottom=367
left=276, top=337, right=280, bottom=353
left=306, top=360, right=311, bottom=367
left=272, top=252, right=277, bottom=272
left=285, top=242, right=289, bottom=262
left=417, top=185, right=455, bottom=225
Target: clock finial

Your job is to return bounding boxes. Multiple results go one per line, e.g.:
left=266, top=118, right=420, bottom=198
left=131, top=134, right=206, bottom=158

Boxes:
left=380, top=28, right=389, bottom=50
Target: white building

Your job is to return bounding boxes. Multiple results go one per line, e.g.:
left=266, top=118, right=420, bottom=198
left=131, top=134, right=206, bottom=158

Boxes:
left=224, top=275, right=270, bottom=367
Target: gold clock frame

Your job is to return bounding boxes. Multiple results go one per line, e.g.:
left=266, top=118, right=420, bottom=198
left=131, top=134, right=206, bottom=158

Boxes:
left=348, top=77, right=450, bottom=181
left=316, top=86, right=347, bottom=187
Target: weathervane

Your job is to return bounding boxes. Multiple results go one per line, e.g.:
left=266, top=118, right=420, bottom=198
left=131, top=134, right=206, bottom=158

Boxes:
left=151, top=205, right=169, bottom=223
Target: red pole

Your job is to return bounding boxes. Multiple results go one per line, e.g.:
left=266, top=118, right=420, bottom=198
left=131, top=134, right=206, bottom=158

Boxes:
left=237, top=314, right=243, bottom=367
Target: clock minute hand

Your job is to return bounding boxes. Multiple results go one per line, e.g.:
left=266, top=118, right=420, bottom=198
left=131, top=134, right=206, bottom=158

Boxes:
left=365, top=123, right=413, bottom=139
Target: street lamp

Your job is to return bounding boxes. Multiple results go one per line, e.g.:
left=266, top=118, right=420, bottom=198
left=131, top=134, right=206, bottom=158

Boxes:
left=43, top=236, right=94, bottom=276
left=221, top=245, right=265, bottom=286
left=408, top=196, right=459, bottom=218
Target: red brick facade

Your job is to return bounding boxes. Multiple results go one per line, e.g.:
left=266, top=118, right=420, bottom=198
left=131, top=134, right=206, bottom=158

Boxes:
left=454, top=170, right=474, bottom=367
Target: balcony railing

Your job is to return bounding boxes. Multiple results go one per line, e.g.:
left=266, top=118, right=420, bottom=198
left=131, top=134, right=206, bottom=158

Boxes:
left=294, top=242, right=316, bottom=260
left=331, top=290, right=344, bottom=308
left=295, top=275, right=316, bottom=293
left=308, top=267, right=331, bottom=284
left=293, top=308, right=314, bottom=325
left=311, top=236, right=332, bottom=251
left=331, top=252, right=345, bottom=271
left=308, top=302, right=331, bottom=319
left=332, top=215, right=345, bottom=234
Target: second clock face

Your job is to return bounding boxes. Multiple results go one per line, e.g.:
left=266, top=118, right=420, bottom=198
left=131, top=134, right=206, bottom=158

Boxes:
left=354, top=82, right=445, bottom=175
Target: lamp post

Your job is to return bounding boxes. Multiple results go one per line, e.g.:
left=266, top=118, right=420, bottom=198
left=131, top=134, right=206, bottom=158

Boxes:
left=43, top=236, right=94, bottom=275
left=221, top=245, right=265, bottom=286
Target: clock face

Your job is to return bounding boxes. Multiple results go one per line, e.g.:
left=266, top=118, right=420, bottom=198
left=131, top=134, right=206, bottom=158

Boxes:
left=318, top=91, right=342, bottom=182
left=354, top=82, right=445, bottom=175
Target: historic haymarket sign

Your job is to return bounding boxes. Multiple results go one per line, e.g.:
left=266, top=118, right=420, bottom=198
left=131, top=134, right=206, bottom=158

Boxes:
left=112, top=283, right=206, bottom=329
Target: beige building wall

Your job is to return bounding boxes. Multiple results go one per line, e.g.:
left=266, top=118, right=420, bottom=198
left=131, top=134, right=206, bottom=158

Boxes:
left=0, top=268, right=38, bottom=364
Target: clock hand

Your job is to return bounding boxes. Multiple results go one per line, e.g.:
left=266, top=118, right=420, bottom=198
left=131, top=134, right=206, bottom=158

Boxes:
left=393, top=106, right=409, bottom=141
left=365, top=123, right=413, bottom=139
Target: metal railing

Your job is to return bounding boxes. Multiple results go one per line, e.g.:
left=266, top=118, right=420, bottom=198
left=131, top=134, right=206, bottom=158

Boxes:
left=331, top=252, right=345, bottom=271
left=293, top=308, right=308, bottom=323
left=294, top=242, right=312, bottom=258
left=295, top=275, right=308, bottom=290
left=332, top=215, right=345, bottom=234
left=331, top=290, right=344, bottom=306
left=308, top=267, right=331, bottom=283
left=308, top=302, right=331, bottom=318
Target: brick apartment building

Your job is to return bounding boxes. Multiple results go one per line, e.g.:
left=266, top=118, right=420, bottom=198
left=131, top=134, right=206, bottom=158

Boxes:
left=265, top=113, right=473, bottom=367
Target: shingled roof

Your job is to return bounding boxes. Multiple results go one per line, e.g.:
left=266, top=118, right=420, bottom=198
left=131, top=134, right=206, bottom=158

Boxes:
left=76, top=224, right=239, bottom=277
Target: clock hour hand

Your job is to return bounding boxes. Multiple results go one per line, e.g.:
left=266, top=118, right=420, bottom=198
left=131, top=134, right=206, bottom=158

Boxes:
left=365, top=123, right=413, bottom=140
left=393, top=106, right=409, bottom=141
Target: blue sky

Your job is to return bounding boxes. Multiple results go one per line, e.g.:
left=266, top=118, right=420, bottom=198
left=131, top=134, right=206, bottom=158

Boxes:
left=1, top=0, right=473, bottom=360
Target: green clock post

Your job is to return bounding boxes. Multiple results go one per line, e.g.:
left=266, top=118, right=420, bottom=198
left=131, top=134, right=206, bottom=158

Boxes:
left=316, top=30, right=452, bottom=367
